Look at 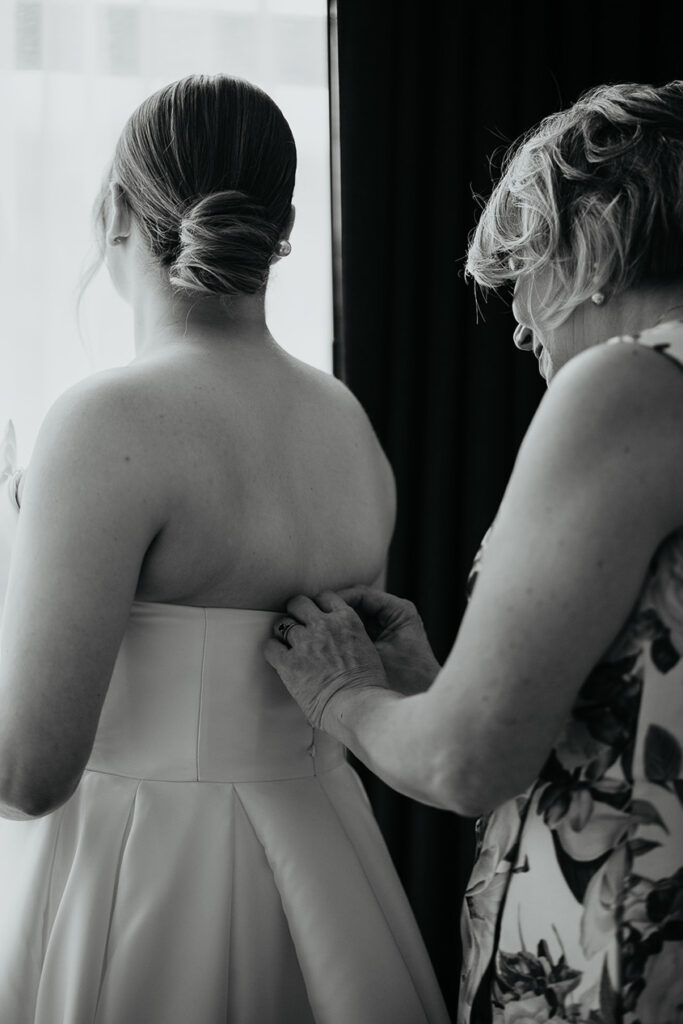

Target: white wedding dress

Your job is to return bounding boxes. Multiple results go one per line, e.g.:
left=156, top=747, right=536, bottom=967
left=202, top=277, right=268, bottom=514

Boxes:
left=0, top=423, right=450, bottom=1024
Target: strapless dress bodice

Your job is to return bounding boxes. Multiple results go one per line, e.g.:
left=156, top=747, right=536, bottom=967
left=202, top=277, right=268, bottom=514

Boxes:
left=88, top=601, right=345, bottom=783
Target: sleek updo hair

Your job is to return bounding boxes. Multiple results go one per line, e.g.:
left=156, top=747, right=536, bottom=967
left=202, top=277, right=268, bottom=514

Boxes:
left=466, top=81, right=683, bottom=328
left=97, top=74, right=296, bottom=297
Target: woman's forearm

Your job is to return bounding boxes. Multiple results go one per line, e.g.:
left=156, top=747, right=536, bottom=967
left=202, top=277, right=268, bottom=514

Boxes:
left=325, top=684, right=460, bottom=811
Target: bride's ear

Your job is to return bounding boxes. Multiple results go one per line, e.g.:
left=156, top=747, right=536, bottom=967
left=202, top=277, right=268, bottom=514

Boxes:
left=105, top=183, right=132, bottom=248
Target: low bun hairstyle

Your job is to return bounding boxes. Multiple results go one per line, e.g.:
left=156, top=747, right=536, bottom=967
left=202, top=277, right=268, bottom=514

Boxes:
left=170, top=190, right=281, bottom=295
left=98, top=74, right=296, bottom=297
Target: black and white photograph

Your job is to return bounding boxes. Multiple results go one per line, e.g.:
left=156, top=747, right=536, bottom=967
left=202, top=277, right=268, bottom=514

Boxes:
left=0, top=1, right=681, bottom=1022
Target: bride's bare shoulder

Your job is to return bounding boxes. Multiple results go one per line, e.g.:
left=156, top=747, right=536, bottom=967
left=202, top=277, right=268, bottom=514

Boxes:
left=290, top=358, right=385, bottom=440
left=25, top=365, right=175, bottom=501
left=296, top=360, right=395, bottom=492
left=40, top=360, right=190, bottom=440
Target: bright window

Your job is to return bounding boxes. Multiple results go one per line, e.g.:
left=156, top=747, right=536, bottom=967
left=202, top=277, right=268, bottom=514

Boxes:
left=0, top=0, right=332, bottom=459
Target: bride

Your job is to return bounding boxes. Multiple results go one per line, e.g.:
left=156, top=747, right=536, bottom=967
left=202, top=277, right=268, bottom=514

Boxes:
left=0, top=74, right=449, bottom=1024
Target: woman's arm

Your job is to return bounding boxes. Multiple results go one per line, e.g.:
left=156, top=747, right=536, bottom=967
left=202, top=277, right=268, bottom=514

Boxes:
left=0, top=372, right=168, bottom=818
left=267, top=341, right=683, bottom=815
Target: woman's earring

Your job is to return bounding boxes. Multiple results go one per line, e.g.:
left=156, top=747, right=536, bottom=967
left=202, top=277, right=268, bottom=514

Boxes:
left=111, top=236, right=124, bottom=245
left=590, top=291, right=606, bottom=306
left=275, top=239, right=292, bottom=257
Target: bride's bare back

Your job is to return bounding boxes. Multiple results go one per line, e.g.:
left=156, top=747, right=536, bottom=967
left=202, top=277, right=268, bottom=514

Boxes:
left=130, top=338, right=395, bottom=610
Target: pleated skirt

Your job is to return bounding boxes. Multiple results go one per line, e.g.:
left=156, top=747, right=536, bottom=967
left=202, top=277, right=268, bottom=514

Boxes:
left=0, top=763, right=450, bottom=1024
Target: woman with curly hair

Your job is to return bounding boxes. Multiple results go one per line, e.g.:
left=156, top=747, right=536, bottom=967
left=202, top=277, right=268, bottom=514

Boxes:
left=267, top=81, right=683, bottom=1023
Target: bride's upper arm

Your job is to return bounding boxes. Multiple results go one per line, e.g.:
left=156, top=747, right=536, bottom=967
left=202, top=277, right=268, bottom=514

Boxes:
left=0, top=373, right=169, bottom=817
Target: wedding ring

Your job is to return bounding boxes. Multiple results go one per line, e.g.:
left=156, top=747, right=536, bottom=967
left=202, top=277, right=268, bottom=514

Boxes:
left=277, top=619, right=299, bottom=646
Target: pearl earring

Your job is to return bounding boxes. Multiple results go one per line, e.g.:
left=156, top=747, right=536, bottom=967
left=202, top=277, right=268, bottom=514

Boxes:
left=275, top=239, right=292, bottom=257
left=591, top=291, right=605, bottom=306
left=111, top=236, right=124, bottom=245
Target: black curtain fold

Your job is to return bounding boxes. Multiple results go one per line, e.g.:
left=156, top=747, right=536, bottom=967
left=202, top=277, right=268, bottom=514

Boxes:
left=335, top=0, right=681, bottom=1015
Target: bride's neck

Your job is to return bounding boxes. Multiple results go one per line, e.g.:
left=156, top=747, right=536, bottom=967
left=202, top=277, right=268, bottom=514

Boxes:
left=130, top=268, right=271, bottom=359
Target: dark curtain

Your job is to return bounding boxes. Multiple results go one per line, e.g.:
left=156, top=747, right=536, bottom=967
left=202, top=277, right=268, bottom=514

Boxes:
left=335, top=0, right=681, bottom=1015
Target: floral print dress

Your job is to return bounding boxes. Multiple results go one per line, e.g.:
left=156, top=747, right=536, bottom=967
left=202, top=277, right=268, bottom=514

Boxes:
left=459, top=322, right=683, bottom=1024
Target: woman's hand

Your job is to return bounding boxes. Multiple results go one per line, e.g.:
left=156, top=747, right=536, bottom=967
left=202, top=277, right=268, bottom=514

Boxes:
left=264, top=591, right=388, bottom=733
left=338, top=586, right=440, bottom=695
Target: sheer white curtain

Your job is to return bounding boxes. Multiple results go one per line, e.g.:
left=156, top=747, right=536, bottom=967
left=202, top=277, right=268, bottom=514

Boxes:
left=0, top=0, right=332, bottom=460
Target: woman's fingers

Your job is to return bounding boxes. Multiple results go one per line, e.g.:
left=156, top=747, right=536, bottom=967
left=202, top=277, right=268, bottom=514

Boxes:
left=283, top=588, right=389, bottom=620
left=338, top=585, right=382, bottom=612
left=337, top=585, right=411, bottom=624
left=264, top=636, right=289, bottom=669
left=273, top=617, right=306, bottom=647
left=286, top=594, right=324, bottom=624
left=314, top=590, right=350, bottom=613
left=264, top=602, right=387, bottom=732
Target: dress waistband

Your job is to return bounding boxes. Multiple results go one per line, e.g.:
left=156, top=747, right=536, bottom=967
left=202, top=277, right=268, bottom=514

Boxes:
left=86, top=727, right=346, bottom=784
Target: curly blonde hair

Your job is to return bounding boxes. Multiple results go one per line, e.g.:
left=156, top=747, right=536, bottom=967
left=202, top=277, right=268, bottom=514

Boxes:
left=466, top=81, right=683, bottom=328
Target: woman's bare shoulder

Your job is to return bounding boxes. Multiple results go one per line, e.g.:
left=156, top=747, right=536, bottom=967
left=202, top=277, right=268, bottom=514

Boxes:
left=525, top=338, right=683, bottom=535
left=549, top=335, right=683, bottom=433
